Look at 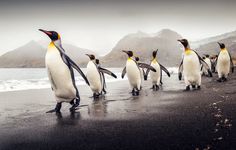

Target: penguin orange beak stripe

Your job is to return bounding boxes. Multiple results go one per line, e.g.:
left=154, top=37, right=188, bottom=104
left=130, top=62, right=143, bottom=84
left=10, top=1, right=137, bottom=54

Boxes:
left=39, top=29, right=52, bottom=36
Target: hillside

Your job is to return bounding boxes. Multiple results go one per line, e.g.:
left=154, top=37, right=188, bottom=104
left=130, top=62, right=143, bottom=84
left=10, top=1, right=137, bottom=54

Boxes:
left=101, top=29, right=183, bottom=67
left=0, top=41, right=96, bottom=68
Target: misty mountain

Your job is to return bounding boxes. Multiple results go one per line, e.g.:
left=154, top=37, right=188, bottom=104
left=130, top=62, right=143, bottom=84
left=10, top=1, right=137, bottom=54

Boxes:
left=0, top=41, right=96, bottom=68
left=192, top=31, right=236, bottom=58
left=101, top=29, right=183, bottom=67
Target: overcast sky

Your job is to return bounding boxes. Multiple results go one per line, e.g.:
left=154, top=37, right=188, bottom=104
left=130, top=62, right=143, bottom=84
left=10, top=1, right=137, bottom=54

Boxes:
left=0, top=0, right=236, bottom=55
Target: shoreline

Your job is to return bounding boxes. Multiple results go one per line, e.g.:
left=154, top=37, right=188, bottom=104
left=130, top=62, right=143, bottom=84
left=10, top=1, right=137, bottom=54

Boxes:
left=0, top=73, right=236, bottom=149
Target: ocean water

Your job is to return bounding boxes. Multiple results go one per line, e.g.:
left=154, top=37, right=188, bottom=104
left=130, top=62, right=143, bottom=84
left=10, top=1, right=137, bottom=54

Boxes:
left=0, top=67, right=178, bottom=92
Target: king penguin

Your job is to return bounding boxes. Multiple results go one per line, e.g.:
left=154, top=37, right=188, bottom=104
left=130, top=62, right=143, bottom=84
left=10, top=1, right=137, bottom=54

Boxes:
left=216, top=42, right=234, bottom=82
left=145, top=49, right=170, bottom=90
left=86, top=54, right=102, bottom=98
left=39, top=29, right=89, bottom=113
left=202, top=54, right=212, bottom=76
left=122, top=50, right=156, bottom=95
left=86, top=54, right=117, bottom=98
left=178, top=39, right=212, bottom=91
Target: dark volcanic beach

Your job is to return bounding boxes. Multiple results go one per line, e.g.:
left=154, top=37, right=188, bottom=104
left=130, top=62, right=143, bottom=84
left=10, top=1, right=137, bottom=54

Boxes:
left=0, top=73, right=236, bottom=150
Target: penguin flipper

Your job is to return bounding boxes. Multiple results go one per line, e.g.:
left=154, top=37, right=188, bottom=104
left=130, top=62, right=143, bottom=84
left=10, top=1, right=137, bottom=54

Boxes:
left=55, top=45, right=90, bottom=85
left=69, top=59, right=90, bottom=84
left=178, top=59, right=183, bottom=80
left=142, top=68, right=146, bottom=80
left=160, top=69, right=163, bottom=85
left=229, top=52, right=234, bottom=73
left=144, top=68, right=150, bottom=81
left=121, top=67, right=126, bottom=78
left=102, top=72, right=106, bottom=88
left=193, top=50, right=213, bottom=77
left=99, top=67, right=117, bottom=78
left=138, top=63, right=156, bottom=72
left=159, top=63, right=170, bottom=77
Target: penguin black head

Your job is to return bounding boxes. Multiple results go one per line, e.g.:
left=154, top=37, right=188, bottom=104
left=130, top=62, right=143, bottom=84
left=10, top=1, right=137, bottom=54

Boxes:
left=39, top=29, right=60, bottom=41
left=202, top=56, right=206, bottom=59
left=178, top=39, right=189, bottom=49
left=217, top=42, right=225, bottom=49
left=152, top=49, right=158, bottom=58
left=135, top=56, right=139, bottom=61
left=86, top=54, right=95, bottom=60
left=95, top=59, right=100, bottom=64
left=204, top=54, right=210, bottom=58
left=122, top=50, right=133, bottom=58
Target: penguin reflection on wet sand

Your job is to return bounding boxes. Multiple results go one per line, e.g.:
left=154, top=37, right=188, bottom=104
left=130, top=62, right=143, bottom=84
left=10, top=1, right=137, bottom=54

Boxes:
left=144, top=49, right=170, bottom=91
left=121, top=50, right=156, bottom=96
left=86, top=54, right=117, bottom=98
left=216, top=42, right=234, bottom=82
left=39, top=29, right=89, bottom=113
left=178, top=39, right=212, bottom=91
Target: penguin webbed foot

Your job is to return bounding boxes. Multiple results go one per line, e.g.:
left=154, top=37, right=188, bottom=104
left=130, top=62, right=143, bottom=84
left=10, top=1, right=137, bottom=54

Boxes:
left=70, top=99, right=80, bottom=112
left=183, top=85, right=190, bottom=91
left=152, top=85, right=159, bottom=91
left=217, top=78, right=222, bottom=82
left=93, top=93, right=100, bottom=99
left=131, top=89, right=139, bottom=96
left=155, top=85, right=159, bottom=91
left=222, top=77, right=227, bottom=82
left=132, top=89, right=136, bottom=96
left=136, top=90, right=139, bottom=96
left=150, top=85, right=155, bottom=89
left=46, top=102, right=61, bottom=113
left=197, top=85, right=201, bottom=90
left=217, top=77, right=227, bottom=82
left=46, top=109, right=57, bottom=113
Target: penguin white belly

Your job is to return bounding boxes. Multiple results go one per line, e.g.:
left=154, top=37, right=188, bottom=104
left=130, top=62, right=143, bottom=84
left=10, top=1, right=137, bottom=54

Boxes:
left=86, top=61, right=102, bottom=94
left=126, top=60, right=141, bottom=90
left=46, top=49, right=76, bottom=103
left=205, top=58, right=212, bottom=71
left=217, top=51, right=230, bottom=77
left=150, top=62, right=160, bottom=85
left=183, top=53, right=201, bottom=85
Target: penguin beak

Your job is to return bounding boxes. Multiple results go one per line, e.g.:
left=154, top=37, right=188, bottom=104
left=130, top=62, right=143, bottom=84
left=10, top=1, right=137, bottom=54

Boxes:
left=39, top=29, right=52, bottom=36
left=177, top=39, right=183, bottom=43
left=86, top=54, right=91, bottom=58
left=122, top=50, right=128, bottom=54
left=122, top=50, right=130, bottom=56
left=178, top=39, right=186, bottom=47
left=156, top=49, right=158, bottom=53
left=217, top=42, right=222, bottom=47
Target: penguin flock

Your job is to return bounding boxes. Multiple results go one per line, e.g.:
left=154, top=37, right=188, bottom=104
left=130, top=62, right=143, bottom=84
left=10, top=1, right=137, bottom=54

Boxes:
left=39, top=29, right=235, bottom=113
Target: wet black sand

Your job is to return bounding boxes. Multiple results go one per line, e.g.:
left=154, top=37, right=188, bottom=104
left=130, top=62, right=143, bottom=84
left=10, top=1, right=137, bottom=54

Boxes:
left=0, top=73, right=236, bottom=150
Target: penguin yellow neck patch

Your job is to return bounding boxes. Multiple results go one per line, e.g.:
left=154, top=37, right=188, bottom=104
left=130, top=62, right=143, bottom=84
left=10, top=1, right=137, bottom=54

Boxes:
left=185, top=48, right=192, bottom=55
left=152, top=58, right=157, bottom=63
left=128, top=57, right=132, bottom=61
left=48, top=42, right=55, bottom=49
left=221, top=48, right=227, bottom=51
